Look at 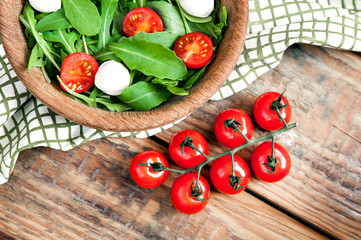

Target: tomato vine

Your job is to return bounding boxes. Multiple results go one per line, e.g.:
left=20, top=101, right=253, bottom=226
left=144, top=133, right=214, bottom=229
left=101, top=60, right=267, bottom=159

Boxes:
left=130, top=91, right=297, bottom=214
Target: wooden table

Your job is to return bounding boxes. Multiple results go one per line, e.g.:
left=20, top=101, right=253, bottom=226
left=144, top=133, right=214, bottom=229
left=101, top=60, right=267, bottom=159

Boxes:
left=0, top=43, right=360, bottom=240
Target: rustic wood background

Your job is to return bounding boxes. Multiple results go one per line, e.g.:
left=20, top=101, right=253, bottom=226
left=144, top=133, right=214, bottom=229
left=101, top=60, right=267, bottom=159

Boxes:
left=0, top=43, right=360, bottom=240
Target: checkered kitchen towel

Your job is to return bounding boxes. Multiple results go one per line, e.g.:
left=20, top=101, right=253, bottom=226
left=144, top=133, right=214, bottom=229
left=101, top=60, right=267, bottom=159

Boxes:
left=1, top=0, right=361, bottom=184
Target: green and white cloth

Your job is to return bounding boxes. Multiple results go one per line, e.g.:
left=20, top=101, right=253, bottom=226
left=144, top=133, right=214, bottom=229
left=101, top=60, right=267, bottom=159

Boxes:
left=1, top=0, right=361, bottom=184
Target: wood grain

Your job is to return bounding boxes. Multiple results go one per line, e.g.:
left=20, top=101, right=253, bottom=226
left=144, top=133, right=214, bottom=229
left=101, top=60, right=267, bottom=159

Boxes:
left=0, top=137, right=325, bottom=240
left=0, top=0, right=248, bottom=132
left=156, top=44, right=361, bottom=239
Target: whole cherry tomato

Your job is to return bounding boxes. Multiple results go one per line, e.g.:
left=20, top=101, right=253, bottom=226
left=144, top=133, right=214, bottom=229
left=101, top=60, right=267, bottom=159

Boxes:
left=129, top=151, right=169, bottom=188
left=171, top=172, right=210, bottom=214
left=214, top=108, right=254, bottom=148
left=253, top=92, right=292, bottom=131
left=122, top=7, right=164, bottom=37
left=60, top=52, right=98, bottom=93
left=168, top=129, right=209, bottom=169
left=250, top=141, right=291, bottom=183
left=210, top=154, right=250, bottom=195
left=174, top=32, right=213, bottom=69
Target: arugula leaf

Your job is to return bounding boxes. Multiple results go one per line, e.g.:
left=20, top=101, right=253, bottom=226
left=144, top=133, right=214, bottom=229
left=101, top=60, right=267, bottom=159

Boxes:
left=109, top=38, right=187, bottom=80
left=43, top=29, right=79, bottom=54
left=176, top=0, right=212, bottom=23
left=98, top=0, right=118, bottom=50
left=19, top=2, right=61, bottom=71
left=35, top=8, right=72, bottom=31
left=151, top=78, right=178, bottom=87
left=58, top=76, right=130, bottom=112
left=28, top=44, right=46, bottom=72
left=130, top=31, right=180, bottom=48
left=118, top=81, right=171, bottom=111
left=182, top=66, right=206, bottom=89
left=167, top=86, right=189, bottom=96
left=93, top=47, right=121, bottom=62
left=63, top=0, right=101, bottom=36
left=145, top=1, right=185, bottom=35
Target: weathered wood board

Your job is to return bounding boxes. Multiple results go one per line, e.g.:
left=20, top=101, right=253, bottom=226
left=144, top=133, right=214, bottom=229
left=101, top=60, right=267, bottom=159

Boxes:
left=0, top=44, right=360, bottom=239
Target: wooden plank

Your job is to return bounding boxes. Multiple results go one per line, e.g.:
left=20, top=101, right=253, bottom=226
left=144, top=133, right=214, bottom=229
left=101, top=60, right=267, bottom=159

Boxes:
left=0, top=137, right=325, bottom=240
left=156, top=44, right=361, bottom=239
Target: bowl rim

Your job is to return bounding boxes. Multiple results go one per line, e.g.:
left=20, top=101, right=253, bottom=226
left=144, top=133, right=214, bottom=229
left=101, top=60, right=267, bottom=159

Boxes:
left=0, top=0, right=249, bottom=132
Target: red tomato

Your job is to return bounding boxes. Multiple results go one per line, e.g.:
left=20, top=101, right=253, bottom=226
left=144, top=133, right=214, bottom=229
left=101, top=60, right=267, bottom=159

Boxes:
left=250, top=141, right=291, bottom=183
left=129, top=151, right=169, bottom=188
left=253, top=92, right=292, bottom=131
left=122, top=7, right=164, bottom=37
left=210, top=155, right=250, bottom=195
left=168, top=129, right=209, bottom=169
left=214, top=108, right=254, bottom=148
left=60, top=52, right=98, bottom=93
left=174, top=32, right=213, bottom=69
left=171, top=172, right=210, bottom=214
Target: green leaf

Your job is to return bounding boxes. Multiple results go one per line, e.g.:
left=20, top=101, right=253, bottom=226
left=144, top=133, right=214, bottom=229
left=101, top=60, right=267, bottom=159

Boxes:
left=182, top=66, right=206, bottom=89
left=145, top=1, right=185, bottom=35
left=93, top=47, right=121, bottom=62
left=43, top=29, right=79, bottom=54
left=109, top=38, right=187, bottom=80
left=63, top=0, right=101, bottom=36
left=98, top=0, right=118, bottom=50
left=118, top=81, right=171, bottom=111
left=151, top=78, right=179, bottom=87
left=130, top=31, right=180, bottom=48
left=167, top=86, right=189, bottom=96
left=176, top=0, right=212, bottom=23
left=28, top=44, right=46, bottom=72
left=35, top=8, right=72, bottom=31
left=19, top=2, right=61, bottom=71
left=58, top=76, right=130, bottom=112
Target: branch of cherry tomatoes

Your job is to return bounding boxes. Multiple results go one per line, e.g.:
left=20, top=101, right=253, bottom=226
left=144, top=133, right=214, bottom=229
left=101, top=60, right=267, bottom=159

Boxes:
left=130, top=91, right=296, bottom=214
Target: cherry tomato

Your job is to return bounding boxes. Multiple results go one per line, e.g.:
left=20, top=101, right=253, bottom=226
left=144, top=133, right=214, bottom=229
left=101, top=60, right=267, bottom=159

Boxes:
left=214, top=108, right=254, bottom=148
left=129, top=151, right=169, bottom=188
left=122, top=7, right=164, bottom=37
left=250, top=141, right=291, bottom=183
left=174, top=32, right=213, bottom=69
left=171, top=172, right=210, bottom=214
left=210, top=154, right=250, bottom=195
left=253, top=92, right=292, bottom=131
left=168, top=129, right=209, bottom=169
left=60, top=52, right=98, bottom=93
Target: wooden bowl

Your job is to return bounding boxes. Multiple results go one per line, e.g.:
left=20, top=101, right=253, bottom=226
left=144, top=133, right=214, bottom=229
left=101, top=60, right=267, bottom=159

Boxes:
left=0, top=0, right=248, bottom=132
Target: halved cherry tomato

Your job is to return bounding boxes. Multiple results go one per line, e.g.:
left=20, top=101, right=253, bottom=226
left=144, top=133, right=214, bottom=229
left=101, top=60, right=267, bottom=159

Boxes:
left=129, top=151, right=169, bottom=188
left=174, top=32, right=213, bottom=69
left=168, top=129, right=209, bottom=169
left=60, top=52, right=98, bottom=93
left=253, top=92, right=292, bottom=131
left=214, top=108, right=253, bottom=148
left=210, top=154, right=250, bottom=195
left=171, top=172, right=210, bottom=214
left=250, top=141, right=291, bottom=183
left=122, top=7, right=164, bottom=37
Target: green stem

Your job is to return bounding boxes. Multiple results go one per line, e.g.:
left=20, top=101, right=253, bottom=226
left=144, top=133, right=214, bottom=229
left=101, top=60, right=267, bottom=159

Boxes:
left=271, top=135, right=275, bottom=159
left=179, top=123, right=297, bottom=175
left=176, top=0, right=191, bottom=33
left=231, top=152, right=235, bottom=176
left=82, top=35, right=89, bottom=55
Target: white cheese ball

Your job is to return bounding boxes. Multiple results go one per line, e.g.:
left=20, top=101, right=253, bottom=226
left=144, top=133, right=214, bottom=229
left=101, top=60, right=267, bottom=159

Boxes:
left=179, top=0, right=214, bottom=18
left=95, top=60, right=131, bottom=96
left=29, top=0, right=62, bottom=13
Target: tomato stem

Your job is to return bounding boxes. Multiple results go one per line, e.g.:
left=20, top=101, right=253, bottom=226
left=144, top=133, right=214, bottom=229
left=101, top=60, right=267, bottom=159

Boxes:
left=270, top=91, right=289, bottom=127
left=224, top=118, right=250, bottom=143
left=177, top=123, right=297, bottom=175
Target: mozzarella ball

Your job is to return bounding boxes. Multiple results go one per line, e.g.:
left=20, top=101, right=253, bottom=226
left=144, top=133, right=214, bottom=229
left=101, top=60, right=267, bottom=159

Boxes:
left=95, top=60, right=131, bottom=96
left=179, top=0, right=214, bottom=18
left=29, top=0, right=62, bottom=13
